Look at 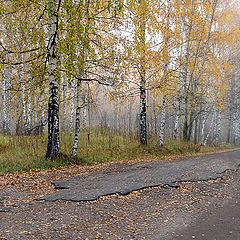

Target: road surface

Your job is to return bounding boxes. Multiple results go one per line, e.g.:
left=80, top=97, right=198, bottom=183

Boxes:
left=0, top=150, right=239, bottom=239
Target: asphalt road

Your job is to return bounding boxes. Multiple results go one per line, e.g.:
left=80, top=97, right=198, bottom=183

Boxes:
left=173, top=197, right=240, bottom=240
left=38, top=150, right=240, bottom=202
left=0, top=150, right=239, bottom=239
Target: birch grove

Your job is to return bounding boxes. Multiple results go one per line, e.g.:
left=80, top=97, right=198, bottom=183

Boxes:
left=0, top=0, right=240, bottom=159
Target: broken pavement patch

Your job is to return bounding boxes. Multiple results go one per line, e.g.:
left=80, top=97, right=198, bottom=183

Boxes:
left=36, top=151, right=240, bottom=202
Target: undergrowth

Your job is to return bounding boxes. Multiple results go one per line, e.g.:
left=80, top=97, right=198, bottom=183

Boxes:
left=0, top=129, right=238, bottom=174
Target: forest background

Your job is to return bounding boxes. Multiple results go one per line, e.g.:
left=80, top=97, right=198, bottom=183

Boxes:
left=0, top=0, right=240, bottom=173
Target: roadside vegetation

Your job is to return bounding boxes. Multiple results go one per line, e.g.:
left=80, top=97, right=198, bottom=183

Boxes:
left=0, top=131, right=238, bottom=174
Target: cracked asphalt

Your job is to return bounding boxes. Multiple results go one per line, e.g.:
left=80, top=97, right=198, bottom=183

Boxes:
left=37, top=150, right=240, bottom=202
left=0, top=150, right=239, bottom=239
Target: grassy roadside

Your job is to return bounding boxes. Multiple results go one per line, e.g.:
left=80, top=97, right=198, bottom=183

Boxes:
left=0, top=130, right=239, bottom=174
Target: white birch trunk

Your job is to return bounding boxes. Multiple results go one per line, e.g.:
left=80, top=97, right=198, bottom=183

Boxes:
left=140, top=85, right=147, bottom=144
left=159, top=86, right=166, bottom=147
left=201, top=81, right=210, bottom=143
left=72, top=81, right=81, bottom=156
left=26, top=85, right=32, bottom=134
left=19, top=49, right=27, bottom=133
left=232, top=111, right=237, bottom=144
left=41, top=90, right=45, bottom=121
left=2, top=0, right=9, bottom=133
left=147, top=90, right=152, bottom=135
left=83, top=81, right=89, bottom=130
left=138, top=0, right=147, bottom=144
left=6, top=67, right=12, bottom=133
left=21, top=82, right=27, bottom=130
left=40, top=89, right=45, bottom=134
left=2, top=69, right=7, bottom=133
left=62, top=78, right=67, bottom=131
left=173, top=22, right=185, bottom=140
left=203, top=108, right=216, bottom=146
left=213, top=110, right=221, bottom=146
left=182, top=24, right=191, bottom=141
left=128, top=100, right=133, bottom=133
left=46, top=0, right=60, bottom=159
left=17, top=49, right=26, bottom=134
left=34, top=95, right=38, bottom=124
left=69, top=77, right=76, bottom=132
left=173, top=69, right=183, bottom=140
left=4, top=53, right=12, bottom=134
left=236, top=117, right=240, bottom=144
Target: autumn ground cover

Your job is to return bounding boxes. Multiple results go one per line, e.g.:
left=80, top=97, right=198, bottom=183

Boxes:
left=0, top=130, right=238, bottom=174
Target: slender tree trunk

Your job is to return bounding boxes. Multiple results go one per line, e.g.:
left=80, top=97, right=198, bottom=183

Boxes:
left=83, top=81, right=89, bottom=130
left=40, top=89, right=45, bottom=134
left=227, top=114, right=232, bottom=143
left=26, top=84, right=32, bottom=134
left=203, top=108, right=216, bottom=146
left=187, top=111, right=195, bottom=141
left=88, top=98, right=91, bottom=130
left=152, top=94, right=158, bottom=136
left=213, top=110, right=221, bottom=146
left=140, top=58, right=147, bottom=144
left=201, top=82, right=210, bottom=143
left=139, top=5, right=147, bottom=144
left=22, top=86, right=27, bottom=132
left=159, top=87, right=166, bottom=147
left=34, top=95, right=38, bottom=124
left=18, top=50, right=27, bottom=134
left=46, top=0, right=60, bottom=159
left=235, top=115, right=240, bottom=145
left=174, top=69, right=183, bottom=140
left=194, top=118, right=198, bottom=144
left=174, top=22, right=186, bottom=140
left=2, top=0, right=11, bottom=134
left=128, top=100, right=132, bottom=134
left=227, top=76, right=233, bottom=143
left=140, top=85, right=147, bottom=144
left=62, top=77, right=67, bottom=131
left=21, top=82, right=26, bottom=132
left=182, top=23, right=191, bottom=141
left=69, top=77, right=76, bottom=132
left=147, top=90, right=152, bottom=136
left=72, top=80, right=81, bottom=156
left=2, top=66, right=7, bottom=133
left=81, top=0, right=91, bottom=131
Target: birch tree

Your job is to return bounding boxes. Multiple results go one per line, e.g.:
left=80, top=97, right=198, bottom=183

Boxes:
left=46, top=0, right=60, bottom=159
left=72, top=80, right=81, bottom=156
left=83, top=81, right=89, bottom=130
left=62, top=76, right=67, bottom=131
left=69, top=77, right=76, bottom=132
left=181, top=0, right=218, bottom=141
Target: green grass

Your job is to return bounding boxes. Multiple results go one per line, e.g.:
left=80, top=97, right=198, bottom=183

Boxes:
left=0, top=129, right=238, bottom=174
left=0, top=134, right=10, bottom=152
left=197, top=142, right=240, bottom=153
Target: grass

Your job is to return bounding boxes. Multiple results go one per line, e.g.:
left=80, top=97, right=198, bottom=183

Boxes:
left=0, top=129, right=239, bottom=174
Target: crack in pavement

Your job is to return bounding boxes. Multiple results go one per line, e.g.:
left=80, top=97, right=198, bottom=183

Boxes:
left=36, top=150, right=240, bottom=202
